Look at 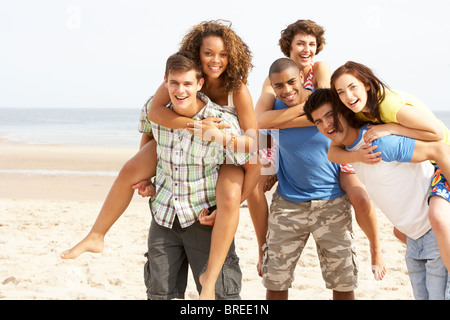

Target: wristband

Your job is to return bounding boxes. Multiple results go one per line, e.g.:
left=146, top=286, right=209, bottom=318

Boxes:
left=225, top=134, right=236, bottom=150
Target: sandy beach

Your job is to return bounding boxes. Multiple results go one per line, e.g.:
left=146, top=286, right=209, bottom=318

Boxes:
left=0, top=140, right=414, bottom=300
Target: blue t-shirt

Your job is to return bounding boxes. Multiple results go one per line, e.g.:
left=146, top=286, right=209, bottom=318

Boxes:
left=346, top=124, right=416, bottom=162
left=271, top=99, right=344, bottom=202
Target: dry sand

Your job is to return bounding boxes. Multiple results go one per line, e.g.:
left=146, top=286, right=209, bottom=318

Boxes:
left=0, top=141, right=414, bottom=300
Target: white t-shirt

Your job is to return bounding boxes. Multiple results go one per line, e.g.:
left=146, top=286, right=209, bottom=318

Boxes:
left=347, top=125, right=433, bottom=239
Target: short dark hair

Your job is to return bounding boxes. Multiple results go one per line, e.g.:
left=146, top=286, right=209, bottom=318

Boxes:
left=304, top=88, right=333, bottom=123
left=165, top=51, right=203, bottom=81
left=268, top=58, right=300, bottom=77
left=304, top=88, right=364, bottom=131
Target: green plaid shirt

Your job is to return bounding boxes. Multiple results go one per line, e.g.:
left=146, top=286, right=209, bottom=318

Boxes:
left=139, top=93, right=253, bottom=229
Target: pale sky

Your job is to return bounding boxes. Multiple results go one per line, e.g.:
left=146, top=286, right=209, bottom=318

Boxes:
left=1, top=0, right=449, bottom=111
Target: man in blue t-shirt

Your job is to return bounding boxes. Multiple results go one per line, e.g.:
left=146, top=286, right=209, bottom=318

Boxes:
left=303, top=88, right=450, bottom=300
left=258, top=58, right=358, bottom=300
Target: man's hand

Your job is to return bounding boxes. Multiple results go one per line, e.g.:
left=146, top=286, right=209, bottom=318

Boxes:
left=198, top=207, right=217, bottom=226
left=132, top=179, right=156, bottom=197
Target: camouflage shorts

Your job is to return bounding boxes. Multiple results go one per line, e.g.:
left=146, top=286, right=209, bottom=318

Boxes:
left=262, top=193, right=358, bottom=292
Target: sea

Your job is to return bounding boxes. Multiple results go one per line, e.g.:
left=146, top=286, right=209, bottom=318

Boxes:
left=1, top=107, right=450, bottom=177
left=1, top=107, right=450, bottom=148
left=0, top=108, right=142, bottom=148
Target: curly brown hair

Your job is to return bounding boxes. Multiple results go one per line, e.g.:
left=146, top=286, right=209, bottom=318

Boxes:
left=179, top=20, right=253, bottom=93
left=278, top=20, right=326, bottom=57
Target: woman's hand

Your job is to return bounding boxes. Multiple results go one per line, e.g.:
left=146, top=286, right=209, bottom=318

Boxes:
left=185, top=117, right=231, bottom=142
left=363, top=124, right=394, bottom=144
left=356, top=144, right=382, bottom=164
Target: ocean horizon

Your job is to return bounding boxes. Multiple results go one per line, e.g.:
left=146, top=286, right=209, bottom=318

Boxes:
left=2, top=107, right=450, bottom=177
left=1, top=107, right=450, bottom=148
left=0, top=107, right=142, bottom=148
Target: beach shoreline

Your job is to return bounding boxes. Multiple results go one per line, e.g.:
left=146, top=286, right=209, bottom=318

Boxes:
left=0, top=140, right=414, bottom=299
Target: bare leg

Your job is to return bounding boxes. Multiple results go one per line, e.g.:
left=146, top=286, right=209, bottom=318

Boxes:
left=407, top=140, right=450, bottom=270
left=246, top=174, right=271, bottom=276
left=412, top=141, right=450, bottom=183
left=428, top=196, right=450, bottom=272
left=340, top=172, right=386, bottom=280
left=199, top=164, right=244, bottom=300
left=60, top=140, right=157, bottom=259
left=266, top=289, right=288, bottom=300
left=333, top=290, right=355, bottom=300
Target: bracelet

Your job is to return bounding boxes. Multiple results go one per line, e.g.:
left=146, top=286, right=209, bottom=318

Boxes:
left=225, top=134, right=236, bottom=150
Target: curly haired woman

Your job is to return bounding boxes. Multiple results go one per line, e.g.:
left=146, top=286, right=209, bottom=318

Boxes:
left=147, top=20, right=259, bottom=300
left=61, top=20, right=259, bottom=300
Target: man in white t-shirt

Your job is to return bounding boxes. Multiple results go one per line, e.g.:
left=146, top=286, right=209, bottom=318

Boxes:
left=303, top=88, right=450, bottom=300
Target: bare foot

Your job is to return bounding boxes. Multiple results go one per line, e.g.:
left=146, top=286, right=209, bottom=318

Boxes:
left=371, top=249, right=386, bottom=281
left=60, top=233, right=104, bottom=259
left=199, top=272, right=215, bottom=300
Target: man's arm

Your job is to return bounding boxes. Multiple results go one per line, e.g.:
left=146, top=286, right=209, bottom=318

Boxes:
left=258, top=104, right=313, bottom=129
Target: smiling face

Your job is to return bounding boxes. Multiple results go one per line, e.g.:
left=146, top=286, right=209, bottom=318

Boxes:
left=289, top=33, right=317, bottom=69
left=311, top=102, right=355, bottom=146
left=164, top=69, right=204, bottom=117
left=269, top=67, right=304, bottom=107
left=333, top=73, right=370, bottom=114
left=199, top=36, right=229, bottom=80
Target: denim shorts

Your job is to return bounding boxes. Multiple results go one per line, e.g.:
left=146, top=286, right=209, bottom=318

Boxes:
left=406, top=229, right=449, bottom=300
left=144, top=216, right=241, bottom=300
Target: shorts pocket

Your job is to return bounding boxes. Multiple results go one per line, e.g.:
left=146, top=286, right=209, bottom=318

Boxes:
left=202, top=251, right=242, bottom=300
left=143, top=252, right=150, bottom=288
left=221, top=252, right=242, bottom=297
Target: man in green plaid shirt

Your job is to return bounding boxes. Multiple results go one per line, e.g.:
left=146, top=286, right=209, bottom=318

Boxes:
left=147, top=90, right=252, bottom=228
left=142, top=52, right=253, bottom=300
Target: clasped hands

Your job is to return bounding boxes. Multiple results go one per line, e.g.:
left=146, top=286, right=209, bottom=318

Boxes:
left=185, top=117, right=231, bottom=142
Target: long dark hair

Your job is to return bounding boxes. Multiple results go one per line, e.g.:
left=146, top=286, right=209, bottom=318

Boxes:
left=330, top=61, right=389, bottom=123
